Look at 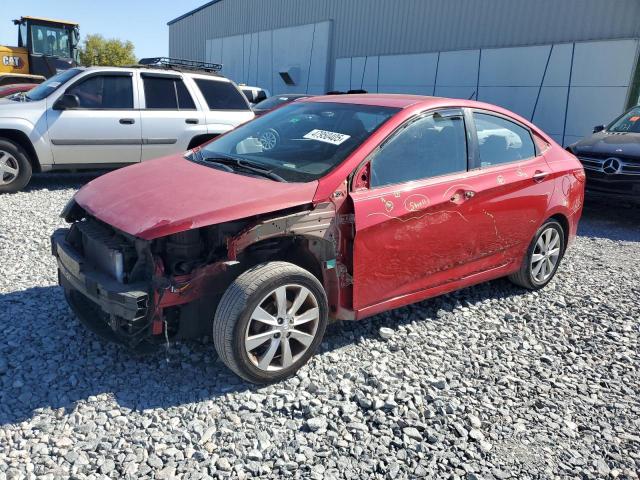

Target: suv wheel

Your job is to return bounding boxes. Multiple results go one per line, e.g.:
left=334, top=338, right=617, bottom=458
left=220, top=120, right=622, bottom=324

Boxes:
left=213, top=261, right=328, bottom=384
left=509, top=219, right=565, bottom=289
left=0, top=139, right=33, bottom=193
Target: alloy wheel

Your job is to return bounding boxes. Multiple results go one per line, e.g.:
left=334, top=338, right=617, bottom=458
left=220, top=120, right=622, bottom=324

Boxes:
left=0, top=150, right=19, bottom=186
left=244, top=284, right=319, bottom=371
left=530, top=227, right=561, bottom=283
left=258, top=129, right=278, bottom=151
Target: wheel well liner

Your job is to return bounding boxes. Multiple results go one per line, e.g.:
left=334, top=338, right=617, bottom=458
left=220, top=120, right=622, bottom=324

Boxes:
left=238, top=235, right=330, bottom=283
left=0, top=130, right=40, bottom=172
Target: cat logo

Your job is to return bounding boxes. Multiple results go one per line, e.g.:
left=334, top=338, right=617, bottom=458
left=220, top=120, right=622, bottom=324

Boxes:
left=2, top=56, right=23, bottom=68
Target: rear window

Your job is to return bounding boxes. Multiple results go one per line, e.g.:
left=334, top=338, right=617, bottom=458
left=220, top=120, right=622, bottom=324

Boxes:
left=194, top=79, right=249, bottom=110
left=143, top=76, right=196, bottom=110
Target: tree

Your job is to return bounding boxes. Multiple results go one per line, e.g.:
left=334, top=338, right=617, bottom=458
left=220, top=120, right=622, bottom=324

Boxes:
left=79, top=34, right=136, bottom=67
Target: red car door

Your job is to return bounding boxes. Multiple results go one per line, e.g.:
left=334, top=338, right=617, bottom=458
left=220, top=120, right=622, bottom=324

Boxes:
left=462, top=110, right=556, bottom=269
left=351, top=109, right=486, bottom=310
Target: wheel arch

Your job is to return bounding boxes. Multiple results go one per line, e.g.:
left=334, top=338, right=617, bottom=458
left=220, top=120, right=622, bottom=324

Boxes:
left=237, top=234, right=330, bottom=284
left=226, top=203, right=346, bottom=319
left=0, top=129, right=41, bottom=172
left=547, top=213, right=570, bottom=253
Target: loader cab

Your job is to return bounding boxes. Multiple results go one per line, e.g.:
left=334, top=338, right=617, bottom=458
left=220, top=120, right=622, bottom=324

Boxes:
left=14, top=16, right=79, bottom=78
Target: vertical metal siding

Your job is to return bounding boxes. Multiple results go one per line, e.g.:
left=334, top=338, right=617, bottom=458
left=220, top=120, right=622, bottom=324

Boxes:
left=169, top=0, right=640, bottom=61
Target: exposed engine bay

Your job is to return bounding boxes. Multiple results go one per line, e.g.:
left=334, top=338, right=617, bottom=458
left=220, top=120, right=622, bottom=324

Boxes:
left=52, top=199, right=350, bottom=350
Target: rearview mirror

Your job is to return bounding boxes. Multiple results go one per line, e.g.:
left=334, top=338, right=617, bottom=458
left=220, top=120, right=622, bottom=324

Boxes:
left=53, top=93, right=80, bottom=111
left=593, top=124, right=605, bottom=133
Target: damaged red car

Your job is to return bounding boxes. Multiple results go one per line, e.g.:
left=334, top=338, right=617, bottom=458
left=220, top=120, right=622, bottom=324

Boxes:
left=52, top=94, right=584, bottom=383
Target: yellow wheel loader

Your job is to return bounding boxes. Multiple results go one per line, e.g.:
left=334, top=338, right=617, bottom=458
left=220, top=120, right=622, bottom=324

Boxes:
left=0, top=16, right=79, bottom=86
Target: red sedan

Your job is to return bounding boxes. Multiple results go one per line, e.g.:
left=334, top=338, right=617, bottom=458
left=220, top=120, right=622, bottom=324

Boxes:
left=0, top=83, right=38, bottom=98
left=52, top=94, right=584, bottom=383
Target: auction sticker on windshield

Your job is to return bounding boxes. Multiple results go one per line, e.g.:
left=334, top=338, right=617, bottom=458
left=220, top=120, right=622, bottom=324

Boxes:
left=303, top=129, right=351, bottom=145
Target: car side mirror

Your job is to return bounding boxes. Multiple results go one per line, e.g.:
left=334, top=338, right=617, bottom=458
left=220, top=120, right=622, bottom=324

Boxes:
left=593, top=124, right=605, bottom=133
left=53, top=93, right=80, bottom=111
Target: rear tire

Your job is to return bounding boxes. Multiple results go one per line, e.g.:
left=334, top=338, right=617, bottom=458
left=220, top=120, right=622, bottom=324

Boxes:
left=509, top=219, right=565, bottom=290
left=213, top=261, right=328, bottom=384
left=0, top=139, right=33, bottom=193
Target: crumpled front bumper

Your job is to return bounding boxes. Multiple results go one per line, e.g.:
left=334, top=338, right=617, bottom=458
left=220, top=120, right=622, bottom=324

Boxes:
left=51, top=229, right=152, bottom=345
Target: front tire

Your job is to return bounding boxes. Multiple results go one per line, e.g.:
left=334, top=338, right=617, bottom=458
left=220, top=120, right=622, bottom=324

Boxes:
left=509, top=219, right=565, bottom=290
left=0, top=139, right=33, bottom=193
left=213, top=262, right=328, bottom=384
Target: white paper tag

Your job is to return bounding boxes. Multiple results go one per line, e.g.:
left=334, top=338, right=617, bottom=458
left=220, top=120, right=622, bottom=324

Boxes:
left=303, top=129, right=351, bottom=145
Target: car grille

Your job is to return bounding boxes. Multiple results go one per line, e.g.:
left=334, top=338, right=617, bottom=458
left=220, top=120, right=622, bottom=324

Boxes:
left=74, top=219, right=137, bottom=283
left=578, top=156, right=640, bottom=176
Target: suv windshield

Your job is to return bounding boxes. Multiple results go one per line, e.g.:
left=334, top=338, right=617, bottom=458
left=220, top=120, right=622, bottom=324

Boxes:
left=197, top=101, right=399, bottom=182
left=26, top=68, right=83, bottom=101
left=607, top=106, right=640, bottom=133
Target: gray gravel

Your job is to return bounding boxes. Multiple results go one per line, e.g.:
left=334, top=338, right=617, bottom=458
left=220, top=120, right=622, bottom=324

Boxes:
left=1, top=173, right=639, bottom=479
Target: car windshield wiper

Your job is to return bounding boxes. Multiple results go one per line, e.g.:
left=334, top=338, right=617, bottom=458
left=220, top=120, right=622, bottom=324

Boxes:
left=193, top=158, right=234, bottom=173
left=200, top=153, right=286, bottom=182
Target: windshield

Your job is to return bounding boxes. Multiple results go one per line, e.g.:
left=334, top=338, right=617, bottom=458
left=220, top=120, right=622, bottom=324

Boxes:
left=26, top=68, right=83, bottom=101
left=607, top=106, right=640, bottom=133
left=254, top=95, right=306, bottom=111
left=198, top=101, right=399, bottom=182
left=31, top=23, right=72, bottom=57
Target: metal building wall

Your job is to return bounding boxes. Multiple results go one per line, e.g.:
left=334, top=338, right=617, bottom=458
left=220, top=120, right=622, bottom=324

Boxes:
left=169, top=0, right=640, bottom=62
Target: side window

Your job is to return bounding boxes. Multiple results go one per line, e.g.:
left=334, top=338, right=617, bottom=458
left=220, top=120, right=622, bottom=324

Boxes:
left=143, top=76, right=196, bottom=110
left=175, top=80, right=196, bottom=109
left=194, top=79, right=249, bottom=110
left=473, top=113, right=536, bottom=167
left=370, top=110, right=467, bottom=188
left=67, top=75, right=133, bottom=109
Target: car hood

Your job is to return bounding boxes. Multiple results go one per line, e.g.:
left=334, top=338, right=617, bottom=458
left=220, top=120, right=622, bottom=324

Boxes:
left=0, top=97, right=42, bottom=112
left=73, top=155, right=319, bottom=240
left=572, top=131, right=640, bottom=157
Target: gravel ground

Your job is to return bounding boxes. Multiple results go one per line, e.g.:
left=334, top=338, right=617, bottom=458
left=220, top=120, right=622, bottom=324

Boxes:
left=1, top=173, right=639, bottom=480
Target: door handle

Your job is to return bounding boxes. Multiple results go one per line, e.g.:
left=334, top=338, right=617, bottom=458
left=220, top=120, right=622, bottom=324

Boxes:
left=185, top=118, right=199, bottom=124
left=119, top=118, right=135, bottom=125
left=533, top=170, right=549, bottom=182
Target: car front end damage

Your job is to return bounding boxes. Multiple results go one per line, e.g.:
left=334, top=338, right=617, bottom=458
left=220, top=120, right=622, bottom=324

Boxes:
left=51, top=199, right=351, bottom=349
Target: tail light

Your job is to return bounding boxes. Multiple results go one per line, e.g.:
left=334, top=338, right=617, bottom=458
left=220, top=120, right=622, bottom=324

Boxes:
left=572, top=168, right=586, bottom=183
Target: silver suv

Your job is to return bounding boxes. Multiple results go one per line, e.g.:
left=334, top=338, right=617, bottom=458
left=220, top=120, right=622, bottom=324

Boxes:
left=0, top=60, right=254, bottom=192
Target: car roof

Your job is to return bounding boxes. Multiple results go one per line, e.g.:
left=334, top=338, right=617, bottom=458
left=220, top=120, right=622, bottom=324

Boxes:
left=82, top=65, right=231, bottom=81
left=300, top=93, right=547, bottom=137
left=302, top=93, right=527, bottom=115
left=273, top=93, right=309, bottom=98
left=302, top=93, right=430, bottom=108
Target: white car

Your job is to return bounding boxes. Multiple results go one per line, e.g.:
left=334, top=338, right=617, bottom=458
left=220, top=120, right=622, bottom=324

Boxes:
left=0, top=64, right=254, bottom=192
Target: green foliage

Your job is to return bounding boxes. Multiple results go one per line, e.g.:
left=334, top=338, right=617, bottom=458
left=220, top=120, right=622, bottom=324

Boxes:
left=79, top=34, right=136, bottom=67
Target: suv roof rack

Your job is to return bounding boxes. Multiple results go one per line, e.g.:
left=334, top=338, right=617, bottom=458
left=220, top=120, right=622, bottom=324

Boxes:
left=137, top=57, right=223, bottom=73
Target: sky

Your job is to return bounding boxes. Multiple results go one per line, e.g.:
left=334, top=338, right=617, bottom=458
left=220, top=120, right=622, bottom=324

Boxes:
left=0, top=0, right=207, bottom=59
